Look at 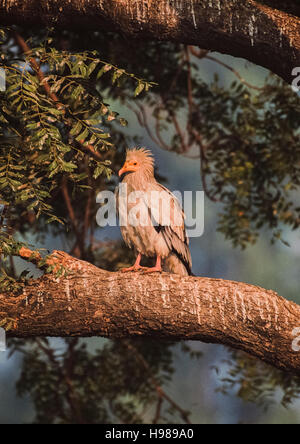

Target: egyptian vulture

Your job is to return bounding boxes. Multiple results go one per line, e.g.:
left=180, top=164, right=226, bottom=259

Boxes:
left=116, top=148, right=192, bottom=276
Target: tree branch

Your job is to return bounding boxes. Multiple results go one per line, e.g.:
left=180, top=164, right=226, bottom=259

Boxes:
left=1, top=251, right=300, bottom=376
left=1, top=0, right=300, bottom=83
left=12, top=30, right=106, bottom=164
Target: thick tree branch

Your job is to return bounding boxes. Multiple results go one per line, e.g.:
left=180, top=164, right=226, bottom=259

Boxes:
left=0, top=0, right=300, bottom=83
left=1, top=251, right=300, bottom=375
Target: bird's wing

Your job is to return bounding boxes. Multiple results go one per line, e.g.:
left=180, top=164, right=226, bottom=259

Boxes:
left=115, top=184, right=133, bottom=249
left=146, top=183, right=192, bottom=275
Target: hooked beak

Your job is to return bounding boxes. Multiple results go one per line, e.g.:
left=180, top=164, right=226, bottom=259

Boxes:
left=118, top=161, right=138, bottom=178
left=118, top=165, right=128, bottom=178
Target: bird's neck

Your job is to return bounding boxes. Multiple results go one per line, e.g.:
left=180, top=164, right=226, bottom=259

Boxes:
left=122, top=171, right=155, bottom=191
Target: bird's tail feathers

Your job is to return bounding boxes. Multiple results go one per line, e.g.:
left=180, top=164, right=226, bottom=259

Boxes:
left=163, top=253, right=192, bottom=276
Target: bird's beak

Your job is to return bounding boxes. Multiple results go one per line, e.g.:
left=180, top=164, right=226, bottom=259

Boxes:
left=118, top=164, right=128, bottom=177
left=118, top=161, right=138, bottom=177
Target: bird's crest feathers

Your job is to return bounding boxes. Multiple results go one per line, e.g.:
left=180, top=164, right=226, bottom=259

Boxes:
left=125, top=147, right=155, bottom=176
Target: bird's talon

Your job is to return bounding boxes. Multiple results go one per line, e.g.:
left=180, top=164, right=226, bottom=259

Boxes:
left=143, top=267, right=162, bottom=274
left=121, top=265, right=146, bottom=273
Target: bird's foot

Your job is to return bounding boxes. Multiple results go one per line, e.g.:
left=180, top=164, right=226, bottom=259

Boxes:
left=121, top=265, right=147, bottom=273
left=142, top=266, right=162, bottom=274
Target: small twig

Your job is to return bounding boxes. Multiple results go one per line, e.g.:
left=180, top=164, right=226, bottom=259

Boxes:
left=171, top=112, right=189, bottom=152
left=82, top=160, right=93, bottom=244
left=138, top=103, right=163, bottom=148
left=189, top=46, right=263, bottom=91
left=64, top=338, right=86, bottom=424
left=123, top=340, right=191, bottom=424
left=167, top=51, right=186, bottom=95
left=9, top=255, right=16, bottom=278
left=206, top=54, right=263, bottom=91
left=189, top=47, right=264, bottom=92
left=61, top=178, right=78, bottom=229
left=191, top=129, right=219, bottom=203
left=154, top=116, right=173, bottom=152
left=61, top=176, right=84, bottom=258
left=188, top=47, right=209, bottom=59
left=79, top=140, right=103, bottom=161
left=35, top=338, right=81, bottom=423
left=185, top=46, right=194, bottom=114
left=0, top=206, right=8, bottom=228
left=152, top=395, right=163, bottom=424
left=12, top=31, right=64, bottom=107
left=12, top=31, right=104, bottom=164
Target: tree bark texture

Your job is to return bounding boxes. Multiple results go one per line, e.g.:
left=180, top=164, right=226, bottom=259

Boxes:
left=0, top=251, right=300, bottom=375
left=0, top=1, right=299, bottom=83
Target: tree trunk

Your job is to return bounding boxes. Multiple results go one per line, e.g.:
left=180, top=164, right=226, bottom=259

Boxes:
left=0, top=1, right=299, bottom=83
left=1, top=251, right=300, bottom=375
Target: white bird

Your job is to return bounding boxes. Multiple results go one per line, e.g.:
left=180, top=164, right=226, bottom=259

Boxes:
left=116, top=148, right=192, bottom=276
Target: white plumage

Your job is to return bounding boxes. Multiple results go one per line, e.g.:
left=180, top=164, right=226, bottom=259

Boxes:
left=116, top=148, right=192, bottom=276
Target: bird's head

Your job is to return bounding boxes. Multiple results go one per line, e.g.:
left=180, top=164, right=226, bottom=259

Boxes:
left=118, top=148, right=154, bottom=180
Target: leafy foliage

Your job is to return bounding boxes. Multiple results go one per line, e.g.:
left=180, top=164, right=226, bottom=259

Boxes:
left=201, top=78, right=300, bottom=247
left=0, top=27, right=154, bottom=283
left=217, top=350, right=300, bottom=410
left=70, top=32, right=300, bottom=248
left=10, top=337, right=196, bottom=424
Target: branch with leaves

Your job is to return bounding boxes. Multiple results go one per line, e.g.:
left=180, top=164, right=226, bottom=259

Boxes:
left=1, top=251, right=300, bottom=376
left=0, top=27, right=156, bottom=268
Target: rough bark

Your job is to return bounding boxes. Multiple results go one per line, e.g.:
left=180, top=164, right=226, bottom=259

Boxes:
left=0, top=1, right=299, bottom=83
left=1, top=251, right=300, bottom=375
